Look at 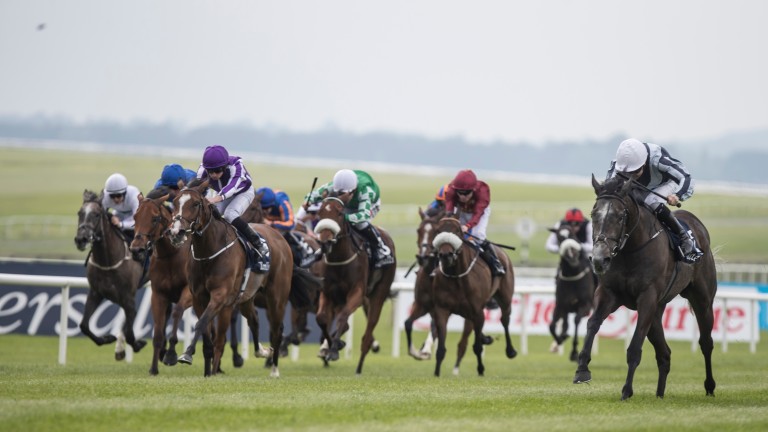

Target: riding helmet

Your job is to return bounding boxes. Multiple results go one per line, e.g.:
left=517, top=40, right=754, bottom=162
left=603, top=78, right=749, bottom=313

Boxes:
left=564, top=208, right=584, bottom=223
left=615, top=138, right=648, bottom=172
left=160, top=164, right=186, bottom=187
left=332, top=169, right=358, bottom=193
left=104, top=173, right=128, bottom=194
left=451, top=169, right=477, bottom=191
left=258, top=187, right=276, bottom=208
left=202, top=145, right=229, bottom=169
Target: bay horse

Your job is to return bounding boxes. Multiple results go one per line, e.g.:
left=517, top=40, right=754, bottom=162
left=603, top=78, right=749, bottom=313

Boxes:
left=431, top=217, right=517, bottom=377
left=547, top=223, right=595, bottom=361
left=129, top=188, right=194, bottom=375
left=574, top=175, right=717, bottom=400
left=244, top=194, right=325, bottom=363
left=167, top=181, right=298, bottom=377
left=74, top=190, right=147, bottom=357
left=313, top=196, right=396, bottom=374
left=404, top=208, right=482, bottom=373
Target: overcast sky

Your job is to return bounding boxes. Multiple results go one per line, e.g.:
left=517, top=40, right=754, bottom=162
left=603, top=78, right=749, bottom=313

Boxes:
left=1, top=1, right=767, bottom=145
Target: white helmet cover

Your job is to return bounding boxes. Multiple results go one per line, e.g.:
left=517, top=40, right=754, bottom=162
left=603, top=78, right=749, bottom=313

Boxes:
left=105, top=173, right=128, bottom=194
left=332, top=169, right=358, bottom=193
left=615, top=138, right=648, bottom=172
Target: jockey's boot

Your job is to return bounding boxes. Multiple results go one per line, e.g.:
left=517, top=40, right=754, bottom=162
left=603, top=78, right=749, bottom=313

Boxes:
left=655, top=205, right=703, bottom=264
left=358, top=224, right=395, bottom=268
left=231, top=217, right=270, bottom=272
left=480, top=240, right=506, bottom=276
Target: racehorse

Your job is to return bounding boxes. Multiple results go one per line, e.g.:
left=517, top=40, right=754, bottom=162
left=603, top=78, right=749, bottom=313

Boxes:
left=167, top=180, right=301, bottom=377
left=313, top=196, right=396, bottom=374
left=404, top=208, right=482, bottom=373
left=574, top=175, right=717, bottom=400
left=74, top=190, right=147, bottom=357
left=430, top=217, right=517, bottom=377
left=242, top=194, right=325, bottom=362
left=547, top=223, right=595, bottom=362
left=129, top=188, right=194, bottom=375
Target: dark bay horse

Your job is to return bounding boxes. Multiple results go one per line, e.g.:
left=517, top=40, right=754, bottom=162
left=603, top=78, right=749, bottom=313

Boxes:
left=574, top=175, right=717, bottom=400
left=167, top=181, right=297, bottom=377
left=547, top=223, right=595, bottom=361
left=431, top=217, right=517, bottom=377
left=313, top=196, right=396, bottom=374
left=404, top=208, right=480, bottom=372
left=129, top=189, right=193, bottom=375
left=74, top=190, right=147, bottom=357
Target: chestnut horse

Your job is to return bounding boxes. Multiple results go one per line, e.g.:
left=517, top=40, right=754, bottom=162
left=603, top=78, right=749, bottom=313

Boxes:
left=574, top=175, right=717, bottom=400
left=129, top=189, right=194, bottom=375
left=313, top=196, right=396, bottom=374
left=547, top=223, right=595, bottom=362
left=74, top=190, right=147, bottom=357
left=167, top=181, right=296, bottom=377
left=431, top=217, right=517, bottom=377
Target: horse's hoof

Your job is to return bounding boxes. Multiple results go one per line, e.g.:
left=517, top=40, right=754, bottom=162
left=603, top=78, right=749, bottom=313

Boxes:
left=264, top=357, right=274, bottom=368
left=371, top=341, right=380, bottom=353
left=163, top=352, right=178, bottom=366
left=178, top=354, right=193, bottom=365
left=233, top=353, right=244, bottom=368
left=482, top=335, right=494, bottom=345
left=573, top=370, right=591, bottom=384
left=452, top=367, right=460, bottom=376
left=506, top=348, right=517, bottom=359
left=133, top=340, right=147, bottom=353
left=317, top=348, right=328, bottom=358
left=325, top=350, right=340, bottom=362
left=115, top=351, right=126, bottom=361
left=149, top=368, right=159, bottom=376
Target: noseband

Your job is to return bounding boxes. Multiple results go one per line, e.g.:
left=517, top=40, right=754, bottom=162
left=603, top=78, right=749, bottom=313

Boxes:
left=173, top=193, right=213, bottom=236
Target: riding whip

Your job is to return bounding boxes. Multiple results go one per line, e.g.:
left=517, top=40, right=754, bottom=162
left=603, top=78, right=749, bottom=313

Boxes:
left=616, top=172, right=681, bottom=208
left=304, top=177, right=318, bottom=208
left=403, top=260, right=418, bottom=278
left=466, top=233, right=516, bottom=250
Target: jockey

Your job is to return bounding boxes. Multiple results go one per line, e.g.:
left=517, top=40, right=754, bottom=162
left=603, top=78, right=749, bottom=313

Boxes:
left=425, top=183, right=449, bottom=217
left=545, top=208, right=593, bottom=256
left=304, top=169, right=395, bottom=268
left=606, top=138, right=703, bottom=263
left=257, top=187, right=296, bottom=231
left=444, top=169, right=505, bottom=276
left=196, top=145, right=270, bottom=272
left=101, top=173, right=142, bottom=247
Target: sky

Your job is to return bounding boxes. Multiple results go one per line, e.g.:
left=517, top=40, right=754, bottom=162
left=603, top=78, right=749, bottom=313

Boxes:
left=1, top=1, right=767, bottom=146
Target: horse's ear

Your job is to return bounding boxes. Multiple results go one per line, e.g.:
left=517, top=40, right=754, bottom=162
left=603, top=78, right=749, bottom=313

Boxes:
left=152, top=194, right=170, bottom=205
left=591, top=174, right=602, bottom=195
left=620, top=176, right=634, bottom=195
left=418, top=207, right=426, bottom=220
left=193, top=179, right=210, bottom=194
left=83, top=189, right=98, bottom=203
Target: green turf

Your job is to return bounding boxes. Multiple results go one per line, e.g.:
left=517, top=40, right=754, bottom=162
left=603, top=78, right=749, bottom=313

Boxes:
left=1, top=333, right=767, bottom=432
left=1, top=147, right=766, bottom=266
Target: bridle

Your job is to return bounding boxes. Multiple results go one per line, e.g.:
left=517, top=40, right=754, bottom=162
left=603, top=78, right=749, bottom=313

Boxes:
left=593, top=193, right=640, bottom=258
left=434, top=218, right=481, bottom=279
left=133, top=200, right=172, bottom=257
left=173, top=191, right=213, bottom=237
left=78, top=202, right=131, bottom=270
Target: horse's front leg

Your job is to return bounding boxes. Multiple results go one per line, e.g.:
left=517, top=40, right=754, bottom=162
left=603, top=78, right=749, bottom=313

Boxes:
left=79, top=291, right=117, bottom=346
left=405, top=301, right=430, bottom=360
left=471, top=315, right=486, bottom=377
left=229, top=312, right=243, bottom=368
left=453, top=319, right=472, bottom=375
left=327, top=287, right=363, bottom=363
left=315, top=292, right=334, bottom=363
left=433, top=307, right=450, bottom=377
left=620, top=293, right=658, bottom=400
left=149, top=290, right=169, bottom=375
left=574, top=285, right=619, bottom=384
left=570, top=314, right=582, bottom=362
left=164, top=292, right=191, bottom=366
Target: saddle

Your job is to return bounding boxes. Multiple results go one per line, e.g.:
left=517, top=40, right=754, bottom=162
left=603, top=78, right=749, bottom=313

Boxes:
left=285, top=232, right=321, bottom=268
left=233, top=231, right=267, bottom=274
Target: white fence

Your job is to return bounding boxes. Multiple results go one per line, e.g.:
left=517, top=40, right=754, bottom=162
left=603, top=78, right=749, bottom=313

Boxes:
left=2, top=271, right=767, bottom=366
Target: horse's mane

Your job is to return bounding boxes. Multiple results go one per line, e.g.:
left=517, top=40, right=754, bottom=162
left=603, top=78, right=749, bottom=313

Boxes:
left=186, top=178, right=206, bottom=188
left=598, top=175, right=626, bottom=196
left=146, top=186, right=169, bottom=199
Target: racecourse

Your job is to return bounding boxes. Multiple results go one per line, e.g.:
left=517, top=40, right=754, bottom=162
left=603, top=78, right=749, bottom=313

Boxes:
left=1, top=333, right=767, bottom=432
left=1, top=145, right=767, bottom=431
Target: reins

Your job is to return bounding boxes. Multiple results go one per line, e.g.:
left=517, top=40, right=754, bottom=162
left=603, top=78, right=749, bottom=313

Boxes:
left=594, top=192, right=664, bottom=258
left=84, top=206, right=132, bottom=270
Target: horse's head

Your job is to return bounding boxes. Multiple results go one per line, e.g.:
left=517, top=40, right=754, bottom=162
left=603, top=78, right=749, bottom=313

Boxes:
left=549, top=223, right=582, bottom=267
left=590, top=174, right=637, bottom=274
left=75, top=189, right=105, bottom=251
left=314, top=197, right=347, bottom=255
left=432, top=217, right=464, bottom=270
left=130, top=191, right=173, bottom=260
left=169, top=181, right=210, bottom=248
left=416, top=207, right=439, bottom=267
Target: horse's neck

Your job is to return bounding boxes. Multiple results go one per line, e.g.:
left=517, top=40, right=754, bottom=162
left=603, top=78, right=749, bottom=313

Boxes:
left=193, top=217, right=232, bottom=249
left=94, top=216, right=128, bottom=262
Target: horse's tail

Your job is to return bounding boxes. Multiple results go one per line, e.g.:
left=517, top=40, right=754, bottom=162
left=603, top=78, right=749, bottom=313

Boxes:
left=290, top=266, right=320, bottom=309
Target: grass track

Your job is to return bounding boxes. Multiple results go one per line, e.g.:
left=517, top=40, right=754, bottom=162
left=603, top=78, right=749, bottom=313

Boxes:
left=1, top=334, right=767, bottom=432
